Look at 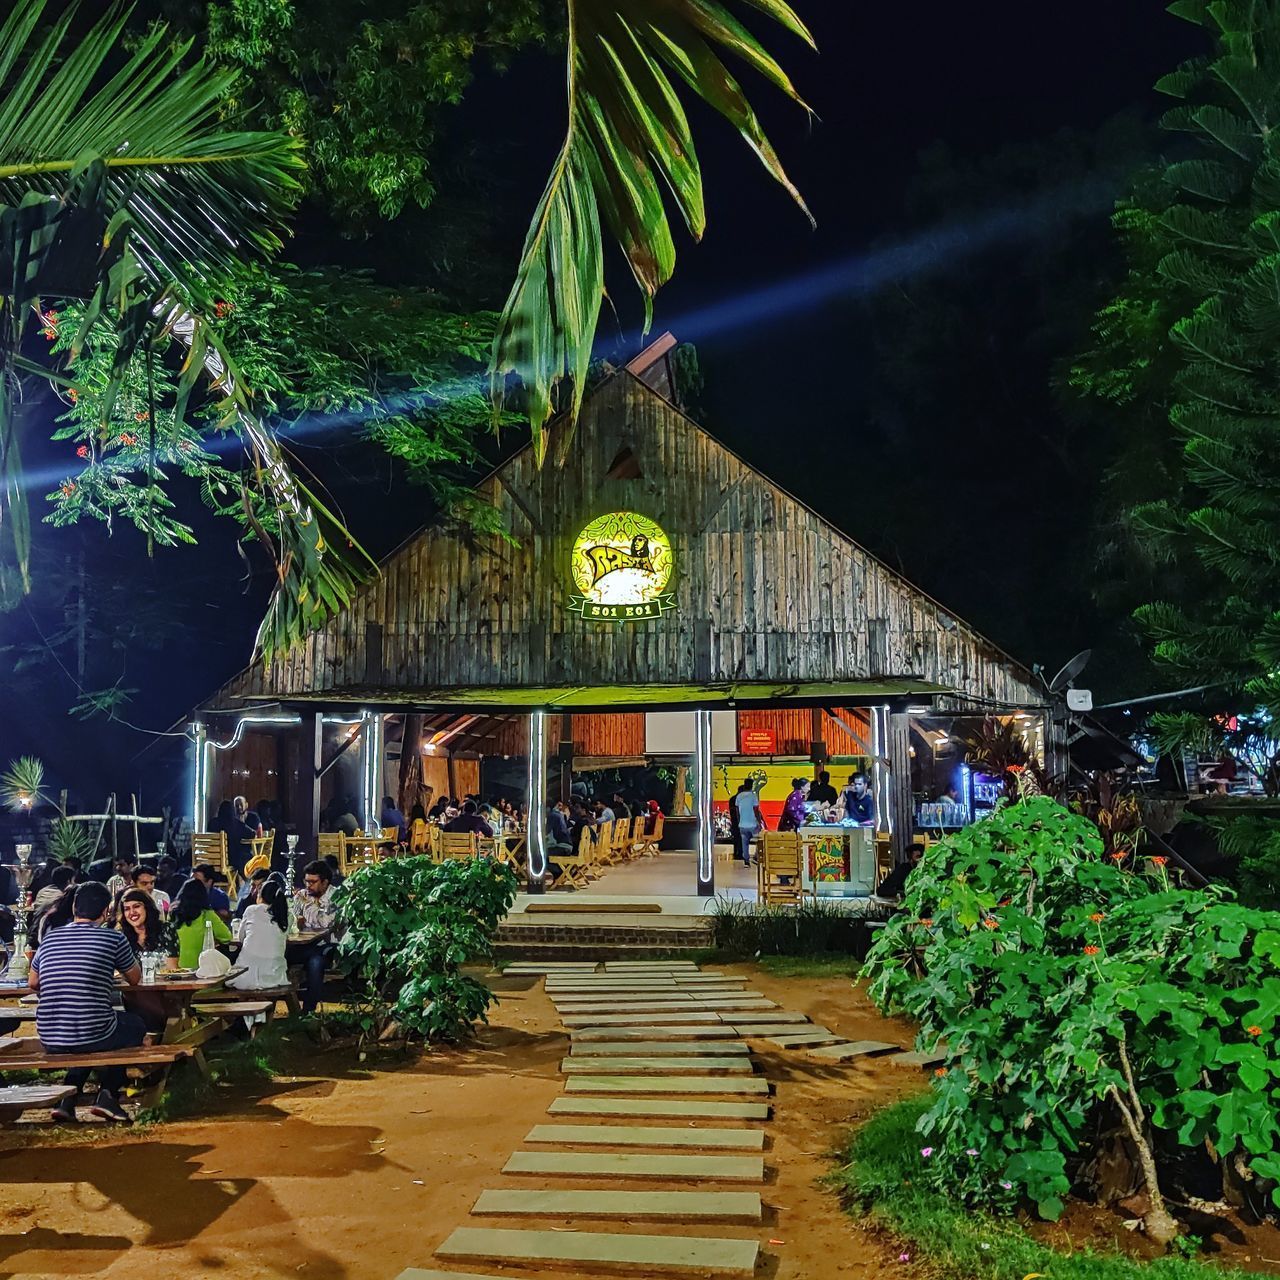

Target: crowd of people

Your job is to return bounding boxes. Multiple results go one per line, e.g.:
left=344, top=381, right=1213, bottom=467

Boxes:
left=7, top=845, right=344, bottom=1125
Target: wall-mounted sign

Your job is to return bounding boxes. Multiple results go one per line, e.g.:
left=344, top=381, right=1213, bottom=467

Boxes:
left=740, top=728, right=776, bottom=755
left=568, top=511, right=676, bottom=622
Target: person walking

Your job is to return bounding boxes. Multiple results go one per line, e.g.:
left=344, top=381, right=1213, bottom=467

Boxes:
left=732, top=782, right=764, bottom=866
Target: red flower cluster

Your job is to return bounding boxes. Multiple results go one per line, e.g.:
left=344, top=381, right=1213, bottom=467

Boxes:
left=213, top=299, right=232, bottom=319
left=75, top=445, right=89, bottom=459
left=933, top=1067, right=947, bottom=1078
left=982, top=918, right=999, bottom=931
left=60, top=481, right=76, bottom=496
left=918, top=917, right=934, bottom=927
left=1089, top=912, right=1106, bottom=923
left=118, top=432, right=138, bottom=447
left=1150, top=856, right=1168, bottom=867
left=1247, top=1025, right=1263, bottom=1037
left=134, top=410, right=149, bottom=422
left=1083, top=945, right=1100, bottom=956
left=68, top=388, right=78, bottom=403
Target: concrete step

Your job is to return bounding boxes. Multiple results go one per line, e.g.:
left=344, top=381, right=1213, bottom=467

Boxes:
left=603, top=962, right=702, bottom=969
left=434, top=1227, right=759, bottom=1275
left=502, top=1149, right=765, bottom=1181
left=563, top=1056, right=752, bottom=1075
left=888, top=1049, right=947, bottom=1069
left=471, top=1188, right=763, bottom=1221
left=546, top=982, right=747, bottom=993
left=571, top=1025, right=739, bottom=1041
left=565, top=1076, right=770, bottom=1096
left=562, top=1011, right=727, bottom=1027
left=549, top=1095, right=770, bottom=1121
left=524, top=1123, right=764, bottom=1150
left=568, top=1040, right=749, bottom=1056
left=763, top=1029, right=840, bottom=1048
left=553, top=998, right=773, bottom=1014
left=806, top=1039, right=901, bottom=1061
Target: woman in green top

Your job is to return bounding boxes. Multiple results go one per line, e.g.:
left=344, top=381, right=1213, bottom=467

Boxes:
left=171, top=879, right=232, bottom=969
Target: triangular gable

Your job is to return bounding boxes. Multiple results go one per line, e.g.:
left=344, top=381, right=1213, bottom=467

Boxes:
left=203, top=371, right=1039, bottom=711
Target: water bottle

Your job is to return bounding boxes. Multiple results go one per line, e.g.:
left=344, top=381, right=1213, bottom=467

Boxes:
left=202, top=917, right=215, bottom=955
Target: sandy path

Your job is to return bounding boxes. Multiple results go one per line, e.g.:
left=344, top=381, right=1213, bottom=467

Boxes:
left=0, top=963, right=915, bottom=1280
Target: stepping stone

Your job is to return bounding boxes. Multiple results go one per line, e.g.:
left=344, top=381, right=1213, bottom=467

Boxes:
left=562, top=1056, right=752, bottom=1074
left=568, top=1040, right=749, bottom=1055
left=504, top=963, right=598, bottom=972
left=434, top=1227, right=759, bottom=1276
left=733, top=1022, right=816, bottom=1036
left=807, top=1039, right=900, bottom=1062
left=562, top=1011, right=725, bottom=1027
left=525, top=1123, right=764, bottom=1150
left=603, top=963, right=701, bottom=970
left=547, top=981, right=745, bottom=992
left=549, top=1095, right=770, bottom=1121
left=726, top=1010, right=808, bottom=1026
left=554, top=998, right=773, bottom=1014
left=571, top=1025, right=738, bottom=1041
left=888, top=1050, right=947, bottom=1069
left=503, top=1150, right=765, bottom=1181
left=764, top=1029, right=840, bottom=1048
left=471, top=1188, right=763, bottom=1221
left=565, top=1076, right=770, bottom=1096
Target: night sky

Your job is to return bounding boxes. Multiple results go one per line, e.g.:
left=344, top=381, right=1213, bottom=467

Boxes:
left=2, top=1, right=1201, bottom=802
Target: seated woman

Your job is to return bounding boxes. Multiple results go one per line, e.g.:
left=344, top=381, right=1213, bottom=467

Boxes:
left=171, top=879, right=232, bottom=971
left=116, top=889, right=178, bottom=966
left=228, top=878, right=289, bottom=991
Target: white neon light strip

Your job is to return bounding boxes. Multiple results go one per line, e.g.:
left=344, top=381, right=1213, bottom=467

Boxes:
left=695, top=708, right=714, bottom=889
left=362, top=710, right=382, bottom=833
left=199, top=714, right=300, bottom=833
left=526, top=710, right=548, bottom=880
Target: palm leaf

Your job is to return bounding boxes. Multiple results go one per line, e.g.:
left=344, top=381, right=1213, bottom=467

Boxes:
left=491, top=0, right=814, bottom=458
left=1, top=755, right=45, bottom=809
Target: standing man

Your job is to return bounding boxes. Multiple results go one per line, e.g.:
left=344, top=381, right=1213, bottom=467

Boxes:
left=293, top=860, right=340, bottom=1013
left=732, top=782, right=764, bottom=866
left=31, top=881, right=144, bottom=1123
left=809, top=771, right=838, bottom=806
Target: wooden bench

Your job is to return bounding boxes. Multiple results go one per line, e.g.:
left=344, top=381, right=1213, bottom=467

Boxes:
left=0, top=1084, right=75, bottom=1124
left=193, top=1000, right=275, bottom=1037
left=195, top=984, right=302, bottom=1018
left=0, top=1043, right=194, bottom=1108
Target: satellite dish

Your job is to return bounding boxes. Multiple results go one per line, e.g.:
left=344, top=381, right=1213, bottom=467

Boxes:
left=1048, top=649, right=1091, bottom=692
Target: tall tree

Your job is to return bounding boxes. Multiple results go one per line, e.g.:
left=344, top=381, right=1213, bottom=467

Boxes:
left=1073, top=0, right=1280, bottom=716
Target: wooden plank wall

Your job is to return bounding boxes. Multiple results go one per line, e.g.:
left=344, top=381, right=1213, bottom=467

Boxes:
left=206, top=374, right=1041, bottom=712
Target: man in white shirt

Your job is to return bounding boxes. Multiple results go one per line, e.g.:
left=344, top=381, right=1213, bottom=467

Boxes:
left=293, top=860, right=339, bottom=1011
left=130, top=864, right=171, bottom=913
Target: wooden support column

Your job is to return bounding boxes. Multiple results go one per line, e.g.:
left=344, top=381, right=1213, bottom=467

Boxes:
left=299, top=711, right=323, bottom=858
left=810, top=708, right=827, bottom=776
left=887, top=711, right=913, bottom=863
left=526, top=710, right=548, bottom=894
left=695, top=709, right=714, bottom=897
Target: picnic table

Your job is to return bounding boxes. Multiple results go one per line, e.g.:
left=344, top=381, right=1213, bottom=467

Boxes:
left=119, top=969, right=247, bottom=1050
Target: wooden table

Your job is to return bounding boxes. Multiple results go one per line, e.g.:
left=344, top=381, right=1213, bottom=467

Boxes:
left=120, top=970, right=246, bottom=1068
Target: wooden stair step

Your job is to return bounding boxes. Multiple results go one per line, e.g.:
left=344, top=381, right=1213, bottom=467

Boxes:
left=806, top=1040, right=901, bottom=1061
left=502, top=1149, right=764, bottom=1181
left=433, top=1227, right=759, bottom=1275
left=563, top=1057, right=752, bottom=1075
left=561, top=1012, right=725, bottom=1027
left=549, top=1096, right=770, bottom=1121
left=762, top=1029, right=840, bottom=1048
left=571, top=1025, right=738, bottom=1041
left=525, top=1123, right=764, bottom=1150
left=568, top=1040, right=749, bottom=1056
left=471, top=1188, right=762, bottom=1221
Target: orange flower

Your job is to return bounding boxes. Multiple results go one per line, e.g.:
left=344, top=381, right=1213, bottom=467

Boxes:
left=1089, top=912, right=1105, bottom=923
left=1109, top=852, right=1126, bottom=862
left=1149, top=856, right=1168, bottom=867
left=134, top=410, right=149, bottom=422
left=68, top=388, right=78, bottom=403
left=60, top=481, right=76, bottom=496
left=1083, top=945, right=1100, bottom=956
left=1246, top=1025, right=1263, bottom=1037
left=918, top=917, right=934, bottom=927
left=933, top=1067, right=947, bottom=1077
left=983, top=918, right=999, bottom=931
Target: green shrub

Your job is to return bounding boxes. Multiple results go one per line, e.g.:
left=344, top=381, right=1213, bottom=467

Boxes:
left=710, top=895, right=883, bottom=959
left=334, top=854, right=518, bottom=1046
left=863, top=796, right=1280, bottom=1243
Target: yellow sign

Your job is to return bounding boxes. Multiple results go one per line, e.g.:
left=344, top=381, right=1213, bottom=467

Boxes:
left=568, top=511, right=675, bottom=622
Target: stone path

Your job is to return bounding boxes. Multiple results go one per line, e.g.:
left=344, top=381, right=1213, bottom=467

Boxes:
left=398, top=958, right=937, bottom=1279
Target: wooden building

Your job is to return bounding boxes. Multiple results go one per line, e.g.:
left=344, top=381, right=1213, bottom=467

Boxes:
left=193, top=336, right=1046, bottom=892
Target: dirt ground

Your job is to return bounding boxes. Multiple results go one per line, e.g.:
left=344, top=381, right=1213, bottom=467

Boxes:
left=0, top=962, right=918, bottom=1280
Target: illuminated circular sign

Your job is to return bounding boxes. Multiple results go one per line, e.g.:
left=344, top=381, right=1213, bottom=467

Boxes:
left=568, top=511, right=676, bottom=622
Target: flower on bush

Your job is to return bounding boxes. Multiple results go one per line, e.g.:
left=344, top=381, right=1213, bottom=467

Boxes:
left=920, top=1147, right=934, bottom=1158
left=1149, top=855, right=1168, bottom=866
left=982, top=917, right=999, bottom=930
left=919, top=917, right=934, bottom=927
left=1089, top=912, right=1105, bottom=922
left=1247, top=1025, right=1263, bottom=1037
left=75, top=445, right=89, bottom=459
left=1109, top=852, right=1126, bottom=861
left=1083, top=944, right=1100, bottom=955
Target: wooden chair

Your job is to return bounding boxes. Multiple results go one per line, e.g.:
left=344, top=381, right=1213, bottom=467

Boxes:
left=341, top=833, right=383, bottom=875
left=408, top=819, right=429, bottom=855
left=609, top=818, right=633, bottom=865
left=549, top=827, right=595, bottom=890
left=638, top=814, right=664, bottom=857
left=316, top=833, right=343, bottom=864
left=759, top=831, right=804, bottom=907
left=439, top=831, right=478, bottom=861
left=191, top=831, right=238, bottom=894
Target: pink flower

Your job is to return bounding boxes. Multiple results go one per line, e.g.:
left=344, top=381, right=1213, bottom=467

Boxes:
left=920, top=1147, right=934, bottom=1158
left=1000, top=1180, right=1013, bottom=1190
left=898, top=1254, right=911, bottom=1263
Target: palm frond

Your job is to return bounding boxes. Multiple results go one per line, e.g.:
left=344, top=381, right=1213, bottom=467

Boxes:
left=1, top=755, right=45, bottom=810
left=491, top=0, right=814, bottom=458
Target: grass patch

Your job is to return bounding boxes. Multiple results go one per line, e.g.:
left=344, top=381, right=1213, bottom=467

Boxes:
left=709, top=896, right=884, bottom=960
left=833, top=1098, right=1250, bottom=1280
left=755, top=953, right=862, bottom=979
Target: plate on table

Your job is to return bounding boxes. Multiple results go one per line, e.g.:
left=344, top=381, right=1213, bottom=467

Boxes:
left=157, top=969, right=198, bottom=980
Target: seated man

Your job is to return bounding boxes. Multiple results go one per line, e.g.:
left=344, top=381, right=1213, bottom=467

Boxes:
left=31, top=881, right=144, bottom=1124
left=443, top=800, right=493, bottom=838
left=292, top=860, right=341, bottom=1013
left=234, top=866, right=270, bottom=918
left=130, top=862, right=171, bottom=913
left=877, top=843, right=925, bottom=901
left=191, top=864, right=232, bottom=921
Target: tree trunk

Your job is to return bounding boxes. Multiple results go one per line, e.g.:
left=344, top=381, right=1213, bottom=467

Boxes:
left=398, top=714, right=425, bottom=815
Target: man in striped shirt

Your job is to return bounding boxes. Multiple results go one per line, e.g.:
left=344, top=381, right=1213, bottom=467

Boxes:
left=31, top=881, right=144, bottom=1123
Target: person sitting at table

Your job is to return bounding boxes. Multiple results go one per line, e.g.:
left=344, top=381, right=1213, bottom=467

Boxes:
left=233, top=866, right=270, bottom=918
left=443, top=800, right=493, bottom=837
left=379, top=795, right=408, bottom=842
left=117, top=889, right=178, bottom=964
left=31, top=881, right=144, bottom=1124
left=841, top=771, right=877, bottom=826
left=877, top=842, right=925, bottom=901
left=31, top=883, right=76, bottom=951
left=154, top=855, right=185, bottom=899
left=293, top=860, right=340, bottom=1013
left=32, top=864, right=76, bottom=915
left=643, top=799, right=663, bottom=834
left=171, top=879, right=232, bottom=971
left=129, top=861, right=171, bottom=913
left=229, top=878, right=289, bottom=992
left=190, top=864, right=232, bottom=921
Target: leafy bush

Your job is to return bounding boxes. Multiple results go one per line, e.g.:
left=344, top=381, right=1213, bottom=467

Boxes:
left=1210, top=815, right=1280, bottom=911
left=864, top=797, right=1280, bottom=1243
left=335, top=855, right=519, bottom=1046
left=46, top=817, right=97, bottom=864
left=710, top=895, right=884, bottom=959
